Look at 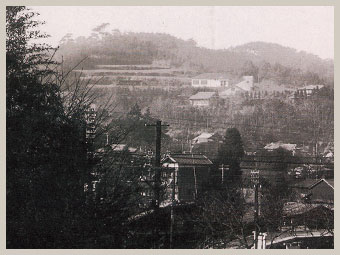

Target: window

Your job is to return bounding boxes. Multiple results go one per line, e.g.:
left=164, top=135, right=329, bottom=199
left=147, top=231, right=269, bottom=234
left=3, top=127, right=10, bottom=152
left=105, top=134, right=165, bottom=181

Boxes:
left=200, top=79, right=208, bottom=85
left=193, top=79, right=199, bottom=85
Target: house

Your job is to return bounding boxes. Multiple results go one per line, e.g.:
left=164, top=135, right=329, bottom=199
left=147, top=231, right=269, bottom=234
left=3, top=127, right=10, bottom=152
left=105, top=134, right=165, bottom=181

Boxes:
left=218, top=76, right=255, bottom=98
left=189, top=91, right=217, bottom=107
left=308, top=179, right=334, bottom=204
left=161, top=154, right=213, bottom=203
left=220, top=85, right=245, bottom=98
left=191, top=73, right=229, bottom=88
left=191, top=132, right=214, bottom=144
left=292, top=178, right=334, bottom=204
left=191, top=132, right=222, bottom=159
left=235, top=76, right=254, bottom=91
left=264, top=141, right=297, bottom=155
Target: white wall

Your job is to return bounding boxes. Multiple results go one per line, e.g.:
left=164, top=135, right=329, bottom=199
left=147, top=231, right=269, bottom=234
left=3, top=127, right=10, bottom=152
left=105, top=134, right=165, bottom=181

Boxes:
left=190, top=99, right=210, bottom=107
left=192, top=79, right=228, bottom=88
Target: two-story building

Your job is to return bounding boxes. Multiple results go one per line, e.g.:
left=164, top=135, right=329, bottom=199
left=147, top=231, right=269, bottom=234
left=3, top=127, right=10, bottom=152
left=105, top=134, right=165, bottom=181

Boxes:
left=161, top=154, right=213, bottom=204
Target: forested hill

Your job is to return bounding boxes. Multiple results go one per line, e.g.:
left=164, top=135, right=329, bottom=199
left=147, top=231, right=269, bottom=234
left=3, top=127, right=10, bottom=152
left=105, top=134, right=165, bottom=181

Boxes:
left=56, top=30, right=333, bottom=85
left=230, top=42, right=333, bottom=77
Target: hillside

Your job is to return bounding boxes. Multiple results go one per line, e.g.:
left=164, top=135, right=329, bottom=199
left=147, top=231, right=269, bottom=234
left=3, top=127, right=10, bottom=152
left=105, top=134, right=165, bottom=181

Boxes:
left=230, top=42, right=333, bottom=79
left=56, top=31, right=333, bottom=87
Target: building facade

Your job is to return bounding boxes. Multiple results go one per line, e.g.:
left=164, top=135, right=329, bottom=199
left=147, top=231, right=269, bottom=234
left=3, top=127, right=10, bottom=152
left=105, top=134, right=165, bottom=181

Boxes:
left=191, top=73, right=229, bottom=88
left=161, top=154, right=213, bottom=203
left=189, top=91, right=217, bottom=107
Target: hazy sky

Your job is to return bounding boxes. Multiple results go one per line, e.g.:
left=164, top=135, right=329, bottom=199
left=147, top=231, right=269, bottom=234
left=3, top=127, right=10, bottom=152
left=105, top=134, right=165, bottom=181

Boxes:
left=30, top=6, right=334, bottom=59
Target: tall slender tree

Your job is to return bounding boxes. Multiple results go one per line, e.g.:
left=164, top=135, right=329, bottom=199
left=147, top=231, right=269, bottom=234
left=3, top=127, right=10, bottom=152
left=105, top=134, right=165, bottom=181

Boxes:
left=217, top=128, right=244, bottom=185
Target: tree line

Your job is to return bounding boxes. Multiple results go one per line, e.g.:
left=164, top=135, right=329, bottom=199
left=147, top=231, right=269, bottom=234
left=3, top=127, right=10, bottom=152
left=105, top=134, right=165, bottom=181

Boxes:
left=6, top=6, right=151, bottom=248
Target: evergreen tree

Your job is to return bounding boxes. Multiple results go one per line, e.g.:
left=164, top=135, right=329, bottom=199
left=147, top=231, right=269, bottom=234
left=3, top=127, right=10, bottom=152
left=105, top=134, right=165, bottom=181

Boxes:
left=217, top=128, right=244, bottom=185
left=7, top=6, right=89, bottom=248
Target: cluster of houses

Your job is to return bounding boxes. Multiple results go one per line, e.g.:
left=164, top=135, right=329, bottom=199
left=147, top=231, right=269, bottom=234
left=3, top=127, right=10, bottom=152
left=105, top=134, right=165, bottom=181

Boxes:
left=130, top=132, right=334, bottom=207
left=188, top=73, right=325, bottom=107
left=89, top=121, right=333, bottom=249
left=157, top=150, right=333, bottom=249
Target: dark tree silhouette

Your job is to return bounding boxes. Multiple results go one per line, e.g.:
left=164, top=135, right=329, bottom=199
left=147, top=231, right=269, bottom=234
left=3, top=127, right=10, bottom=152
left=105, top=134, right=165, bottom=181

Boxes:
left=217, top=128, right=244, bottom=185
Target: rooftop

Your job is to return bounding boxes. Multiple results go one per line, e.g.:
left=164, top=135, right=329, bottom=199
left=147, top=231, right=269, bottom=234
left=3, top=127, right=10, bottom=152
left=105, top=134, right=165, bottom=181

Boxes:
left=192, top=73, right=229, bottom=80
left=163, top=153, right=213, bottom=166
left=292, top=178, right=334, bottom=189
left=193, top=132, right=214, bottom=139
left=264, top=141, right=296, bottom=151
left=189, top=91, right=216, bottom=100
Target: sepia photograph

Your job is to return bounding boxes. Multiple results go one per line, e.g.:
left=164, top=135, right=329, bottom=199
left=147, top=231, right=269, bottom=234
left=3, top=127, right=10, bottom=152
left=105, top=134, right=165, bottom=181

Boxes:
left=5, top=4, right=334, bottom=249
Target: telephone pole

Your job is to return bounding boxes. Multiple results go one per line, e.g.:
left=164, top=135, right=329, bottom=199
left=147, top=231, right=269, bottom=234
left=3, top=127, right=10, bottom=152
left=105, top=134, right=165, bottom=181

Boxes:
left=169, top=165, right=176, bottom=249
left=145, top=120, right=169, bottom=248
left=251, top=169, right=260, bottom=249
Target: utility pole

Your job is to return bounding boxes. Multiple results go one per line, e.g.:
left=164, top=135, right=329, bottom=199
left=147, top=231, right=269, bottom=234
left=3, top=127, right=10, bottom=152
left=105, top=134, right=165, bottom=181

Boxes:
left=251, top=169, right=260, bottom=249
left=219, top=164, right=229, bottom=185
left=145, top=120, right=169, bottom=248
left=169, top=164, right=176, bottom=249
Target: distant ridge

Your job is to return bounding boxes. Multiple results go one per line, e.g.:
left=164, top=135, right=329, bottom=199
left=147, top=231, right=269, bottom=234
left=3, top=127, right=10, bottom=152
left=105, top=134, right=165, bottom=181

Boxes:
left=56, top=31, right=333, bottom=86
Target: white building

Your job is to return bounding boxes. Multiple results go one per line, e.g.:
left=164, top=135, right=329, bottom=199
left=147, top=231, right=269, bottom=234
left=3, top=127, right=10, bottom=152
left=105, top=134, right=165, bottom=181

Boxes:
left=191, top=73, right=229, bottom=88
left=192, top=132, right=214, bottom=144
left=264, top=141, right=297, bottom=156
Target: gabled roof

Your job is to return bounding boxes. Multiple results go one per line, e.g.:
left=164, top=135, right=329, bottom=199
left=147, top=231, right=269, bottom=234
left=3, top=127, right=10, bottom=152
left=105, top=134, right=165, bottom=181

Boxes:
left=192, top=73, right=229, bottom=80
left=293, top=178, right=334, bottom=189
left=189, top=92, right=216, bottom=100
left=111, top=144, right=137, bottom=153
left=193, top=132, right=214, bottom=139
left=192, top=132, right=214, bottom=144
left=163, top=154, right=213, bottom=166
left=310, top=178, right=334, bottom=189
left=220, top=85, right=245, bottom=95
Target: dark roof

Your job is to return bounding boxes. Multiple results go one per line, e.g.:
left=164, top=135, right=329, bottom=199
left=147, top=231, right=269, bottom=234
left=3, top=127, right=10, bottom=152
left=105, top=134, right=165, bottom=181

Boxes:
left=326, top=179, right=334, bottom=188
left=189, top=92, right=216, bottom=100
left=293, top=179, right=334, bottom=189
left=292, top=179, right=319, bottom=189
left=163, top=154, right=213, bottom=166
left=192, top=73, right=229, bottom=80
left=310, top=179, right=334, bottom=189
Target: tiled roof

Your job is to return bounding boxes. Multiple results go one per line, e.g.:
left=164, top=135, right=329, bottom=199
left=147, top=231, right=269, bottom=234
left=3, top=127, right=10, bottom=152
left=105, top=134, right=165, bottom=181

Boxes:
left=189, top=92, right=216, bottom=100
left=192, top=73, right=229, bottom=80
left=164, top=154, right=213, bottom=166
